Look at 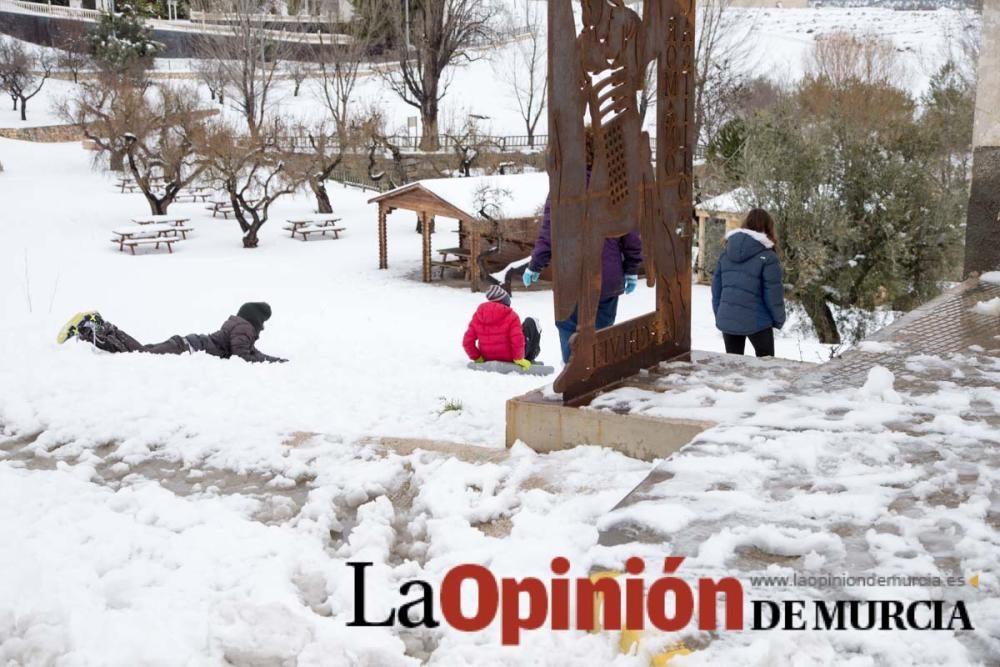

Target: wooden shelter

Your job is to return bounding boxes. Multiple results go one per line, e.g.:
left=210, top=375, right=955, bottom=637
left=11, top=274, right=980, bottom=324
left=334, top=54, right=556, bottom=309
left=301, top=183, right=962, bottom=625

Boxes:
left=695, top=188, right=749, bottom=284
left=368, top=173, right=549, bottom=292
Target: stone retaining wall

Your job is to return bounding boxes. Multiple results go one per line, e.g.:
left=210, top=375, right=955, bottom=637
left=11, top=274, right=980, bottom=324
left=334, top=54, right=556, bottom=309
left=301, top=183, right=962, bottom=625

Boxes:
left=0, top=123, right=85, bottom=142
left=0, top=109, right=217, bottom=143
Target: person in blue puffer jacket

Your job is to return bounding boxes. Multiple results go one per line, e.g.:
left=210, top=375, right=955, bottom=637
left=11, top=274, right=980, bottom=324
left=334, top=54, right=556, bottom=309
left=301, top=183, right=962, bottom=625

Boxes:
left=712, top=208, right=786, bottom=357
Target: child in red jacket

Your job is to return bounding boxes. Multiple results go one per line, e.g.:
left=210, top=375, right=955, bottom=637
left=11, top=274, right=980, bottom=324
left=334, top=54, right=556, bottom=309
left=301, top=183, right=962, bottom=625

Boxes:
left=463, top=285, right=541, bottom=370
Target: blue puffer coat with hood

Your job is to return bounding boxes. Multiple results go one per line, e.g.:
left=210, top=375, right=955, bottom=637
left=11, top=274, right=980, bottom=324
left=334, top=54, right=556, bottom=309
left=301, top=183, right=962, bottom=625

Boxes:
left=711, top=228, right=786, bottom=336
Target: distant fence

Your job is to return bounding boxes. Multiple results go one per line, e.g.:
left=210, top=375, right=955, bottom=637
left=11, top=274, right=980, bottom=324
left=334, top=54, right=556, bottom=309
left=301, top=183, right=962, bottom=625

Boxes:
left=329, top=168, right=391, bottom=193
left=282, top=133, right=667, bottom=155
left=281, top=134, right=550, bottom=154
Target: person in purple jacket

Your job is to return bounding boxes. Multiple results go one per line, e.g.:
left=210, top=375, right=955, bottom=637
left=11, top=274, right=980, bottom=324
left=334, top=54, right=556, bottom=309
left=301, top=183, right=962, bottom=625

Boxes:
left=523, top=197, right=644, bottom=363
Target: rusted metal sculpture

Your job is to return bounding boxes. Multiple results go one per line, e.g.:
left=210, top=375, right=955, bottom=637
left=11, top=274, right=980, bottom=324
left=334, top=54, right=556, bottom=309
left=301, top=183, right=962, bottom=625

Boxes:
left=548, top=0, right=695, bottom=403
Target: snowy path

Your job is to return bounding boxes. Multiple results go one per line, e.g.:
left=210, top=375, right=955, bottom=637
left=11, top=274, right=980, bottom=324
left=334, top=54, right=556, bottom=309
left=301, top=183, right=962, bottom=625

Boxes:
left=593, top=280, right=1000, bottom=664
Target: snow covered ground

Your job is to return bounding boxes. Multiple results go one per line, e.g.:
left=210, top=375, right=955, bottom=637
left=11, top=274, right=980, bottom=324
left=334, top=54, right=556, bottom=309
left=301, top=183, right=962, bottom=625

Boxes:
left=0, top=133, right=833, bottom=664
left=0, top=137, right=832, bottom=469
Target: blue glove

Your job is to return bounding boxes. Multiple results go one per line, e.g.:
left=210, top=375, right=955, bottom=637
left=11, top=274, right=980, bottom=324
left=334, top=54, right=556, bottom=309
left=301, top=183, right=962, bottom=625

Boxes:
left=522, top=268, right=540, bottom=288
left=624, top=274, right=638, bottom=295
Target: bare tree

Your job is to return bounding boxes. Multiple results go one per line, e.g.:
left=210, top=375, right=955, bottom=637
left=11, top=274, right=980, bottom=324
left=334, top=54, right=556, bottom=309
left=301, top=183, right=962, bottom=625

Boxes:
left=0, top=39, right=54, bottom=121
left=288, top=120, right=356, bottom=213
left=355, top=106, right=399, bottom=187
left=199, top=119, right=301, bottom=248
left=53, top=23, right=92, bottom=84
left=808, top=32, right=901, bottom=88
left=284, top=58, right=314, bottom=96
left=315, top=25, right=368, bottom=146
left=192, top=0, right=293, bottom=136
left=381, top=0, right=499, bottom=151
left=693, top=0, right=758, bottom=156
left=296, top=26, right=375, bottom=211
left=194, top=58, right=228, bottom=104
left=635, top=0, right=757, bottom=155
left=493, top=0, right=545, bottom=147
left=444, top=116, right=491, bottom=176
left=60, top=79, right=209, bottom=213
left=57, top=75, right=132, bottom=170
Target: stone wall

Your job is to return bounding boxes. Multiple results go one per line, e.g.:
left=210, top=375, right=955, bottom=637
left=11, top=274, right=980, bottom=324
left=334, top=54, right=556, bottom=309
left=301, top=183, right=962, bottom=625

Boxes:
left=0, top=123, right=85, bottom=142
left=0, top=109, right=217, bottom=143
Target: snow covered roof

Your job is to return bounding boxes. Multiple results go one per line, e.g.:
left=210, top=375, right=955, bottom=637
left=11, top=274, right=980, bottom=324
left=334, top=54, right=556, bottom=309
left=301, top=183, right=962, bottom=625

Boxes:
left=371, top=173, right=549, bottom=220
left=696, top=187, right=751, bottom=215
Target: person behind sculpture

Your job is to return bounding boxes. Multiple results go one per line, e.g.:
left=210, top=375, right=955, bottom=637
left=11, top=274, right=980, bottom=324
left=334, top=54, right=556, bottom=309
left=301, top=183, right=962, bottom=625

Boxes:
left=712, top=209, right=786, bottom=358
left=523, top=193, right=643, bottom=364
left=463, top=285, right=541, bottom=370
left=57, top=302, right=287, bottom=363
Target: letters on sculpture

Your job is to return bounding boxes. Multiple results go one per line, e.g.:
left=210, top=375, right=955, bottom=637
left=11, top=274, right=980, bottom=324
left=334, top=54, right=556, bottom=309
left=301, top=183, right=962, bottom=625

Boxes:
left=547, top=0, right=696, bottom=403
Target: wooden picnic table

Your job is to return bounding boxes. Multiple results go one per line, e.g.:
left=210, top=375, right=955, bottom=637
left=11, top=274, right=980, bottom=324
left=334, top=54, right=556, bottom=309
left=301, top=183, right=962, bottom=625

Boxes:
left=116, top=179, right=139, bottom=193
left=116, top=175, right=165, bottom=193
left=110, top=223, right=189, bottom=254
left=131, top=214, right=191, bottom=227
left=284, top=214, right=345, bottom=241
left=206, top=201, right=234, bottom=218
left=174, top=189, right=212, bottom=203
left=432, top=246, right=471, bottom=279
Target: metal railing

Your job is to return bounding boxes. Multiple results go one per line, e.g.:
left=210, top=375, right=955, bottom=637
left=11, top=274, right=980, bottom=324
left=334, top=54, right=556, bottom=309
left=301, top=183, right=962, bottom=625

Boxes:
left=329, top=168, right=390, bottom=193
left=278, top=133, right=551, bottom=154
left=0, top=0, right=102, bottom=19
left=377, top=134, right=549, bottom=152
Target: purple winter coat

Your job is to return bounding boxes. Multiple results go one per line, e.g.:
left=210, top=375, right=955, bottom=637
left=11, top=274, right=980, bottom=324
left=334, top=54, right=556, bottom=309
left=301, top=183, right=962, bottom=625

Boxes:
left=529, top=196, right=644, bottom=299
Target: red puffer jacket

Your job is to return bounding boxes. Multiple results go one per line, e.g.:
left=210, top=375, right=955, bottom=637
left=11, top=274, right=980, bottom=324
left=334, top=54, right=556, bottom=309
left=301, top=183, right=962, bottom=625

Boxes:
left=463, top=301, right=525, bottom=362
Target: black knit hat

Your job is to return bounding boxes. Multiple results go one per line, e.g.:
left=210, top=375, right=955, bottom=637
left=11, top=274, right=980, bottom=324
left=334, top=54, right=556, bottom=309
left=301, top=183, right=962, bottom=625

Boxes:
left=237, top=302, right=272, bottom=332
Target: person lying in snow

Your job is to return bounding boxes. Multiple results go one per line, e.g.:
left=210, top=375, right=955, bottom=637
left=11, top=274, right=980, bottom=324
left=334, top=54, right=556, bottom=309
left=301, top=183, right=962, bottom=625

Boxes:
left=57, top=302, right=287, bottom=363
left=463, top=285, right=541, bottom=370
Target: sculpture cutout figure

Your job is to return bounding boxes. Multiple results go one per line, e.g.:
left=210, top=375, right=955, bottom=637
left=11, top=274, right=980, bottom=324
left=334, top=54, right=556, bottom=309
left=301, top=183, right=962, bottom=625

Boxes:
left=548, top=0, right=695, bottom=402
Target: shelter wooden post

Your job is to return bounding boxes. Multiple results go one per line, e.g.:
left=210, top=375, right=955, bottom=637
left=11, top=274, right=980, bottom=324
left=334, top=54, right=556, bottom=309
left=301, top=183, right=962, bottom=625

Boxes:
left=468, top=219, right=481, bottom=292
left=377, top=202, right=389, bottom=270
left=420, top=210, right=432, bottom=282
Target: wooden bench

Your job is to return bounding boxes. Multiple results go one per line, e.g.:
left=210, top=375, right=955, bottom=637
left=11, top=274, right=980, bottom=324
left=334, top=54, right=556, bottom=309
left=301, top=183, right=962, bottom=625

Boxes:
left=284, top=224, right=346, bottom=241
left=109, top=237, right=182, bottom=255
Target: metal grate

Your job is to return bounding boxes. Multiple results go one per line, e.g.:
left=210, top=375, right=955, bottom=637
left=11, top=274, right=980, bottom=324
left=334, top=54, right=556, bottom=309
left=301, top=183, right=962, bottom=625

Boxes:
left=606, top=122, right=629, bottom=205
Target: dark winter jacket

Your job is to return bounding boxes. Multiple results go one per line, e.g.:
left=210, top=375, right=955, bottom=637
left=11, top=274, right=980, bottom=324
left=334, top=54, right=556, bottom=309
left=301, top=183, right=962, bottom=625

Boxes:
left=186, top=315, right=283, bottom=363
left=463, top=301, right=526, bottom=362
left=711, top=229, right=786, bottom=336
left=529, top=196, right=644, bottom=299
